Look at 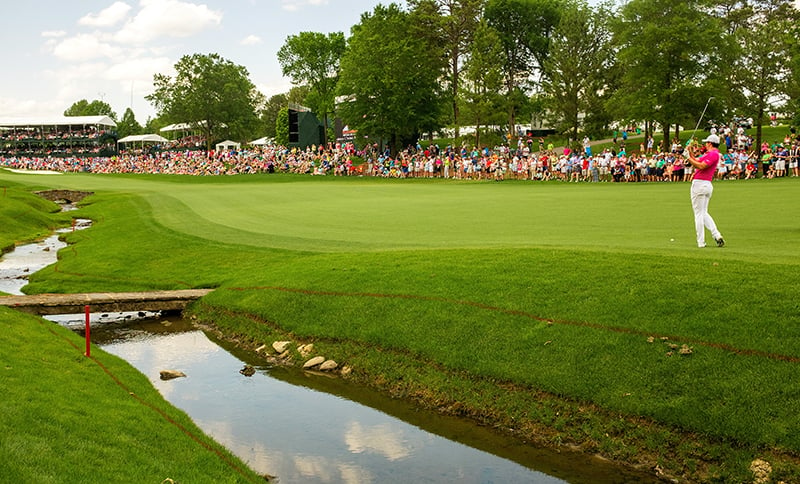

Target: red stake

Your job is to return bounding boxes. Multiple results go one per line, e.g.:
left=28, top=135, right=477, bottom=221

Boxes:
left=84, top=305, right=91, bottom=357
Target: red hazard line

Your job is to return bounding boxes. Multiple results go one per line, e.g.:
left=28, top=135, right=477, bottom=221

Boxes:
left=228, top=286, right=800, bottom=365
left=40, top=320, right=264, bottom=484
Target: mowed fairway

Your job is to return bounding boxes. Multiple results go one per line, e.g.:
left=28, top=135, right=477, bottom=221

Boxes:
left=6, top=171, right=798, bottom=258
left=4, top=170, right=800, bottom=480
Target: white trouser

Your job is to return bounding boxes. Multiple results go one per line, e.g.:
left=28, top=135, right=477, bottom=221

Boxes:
left=690, top=179, right=721, bottom=247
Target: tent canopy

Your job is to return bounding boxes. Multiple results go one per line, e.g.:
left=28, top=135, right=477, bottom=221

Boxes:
left=216, top=140, right=240, bottom=151
left=160, top=121, right=226, bottom=132
left=160, top=123, right=195, bottom=132
left=118, top=134, right=168, bottom=143
left=249, top=136, right=273, bottom=146
left=0, top=115, right=116, bottom=128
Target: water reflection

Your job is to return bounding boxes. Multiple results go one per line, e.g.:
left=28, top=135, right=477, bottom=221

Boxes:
left=0, top=218, right=91, bottom=295
left=94, top=321, right=562, bottom=483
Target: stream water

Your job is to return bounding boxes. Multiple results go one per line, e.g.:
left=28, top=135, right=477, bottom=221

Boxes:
left=1, top=225, right=660, bottom=483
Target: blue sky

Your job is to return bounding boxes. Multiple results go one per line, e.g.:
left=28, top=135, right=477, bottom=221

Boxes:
left=4, top=0, right=797, bottom=124
left=1, top=0, right=386, bottom=122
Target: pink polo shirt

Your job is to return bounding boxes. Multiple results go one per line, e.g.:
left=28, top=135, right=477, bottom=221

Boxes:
left=692, top=148, right=719, bottom=181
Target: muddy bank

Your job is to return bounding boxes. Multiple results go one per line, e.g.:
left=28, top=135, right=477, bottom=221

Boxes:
left=35, top=189, right=93, bottom=204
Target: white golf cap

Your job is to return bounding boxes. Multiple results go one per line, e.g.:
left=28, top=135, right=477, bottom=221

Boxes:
left=702, top=134, right=720, bottom=144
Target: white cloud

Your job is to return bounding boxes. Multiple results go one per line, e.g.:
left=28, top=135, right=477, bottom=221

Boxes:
left=79, top=2, right=132, bottom=27
left=41, top=30, right=67, bottom=38
left=104, top=57, right=174, bottom=83
left=281, top=0, right=329, bottom=12
left=0, top=97, right=58, bottom=118
left=51, top=34, right=122, bottom=61
left=256, top=80, right=292, bottom=98
left=45, top=62, right=109, bottom=84
left=115, top=0, right=223, bottom=44
left=241, top=35, right=262, bottom=46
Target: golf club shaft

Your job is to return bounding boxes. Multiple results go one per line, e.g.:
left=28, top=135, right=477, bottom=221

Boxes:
left=693, top=97, right=714, bottom=134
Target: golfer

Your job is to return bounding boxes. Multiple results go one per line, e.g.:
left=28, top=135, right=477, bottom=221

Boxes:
left=686, top=134, right=725, bottom=248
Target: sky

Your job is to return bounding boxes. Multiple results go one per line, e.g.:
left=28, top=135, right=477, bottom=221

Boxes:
left=1, top=0, right=386, bottom=123
left=3, top=0, right=798, bottom=125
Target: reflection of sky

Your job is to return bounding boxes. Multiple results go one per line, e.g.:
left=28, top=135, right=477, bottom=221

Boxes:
left=101, top=330, right=565, bottom=484
left=0, top=235, right=65, bottom=295
left=0, top=219, right=92, bottom=295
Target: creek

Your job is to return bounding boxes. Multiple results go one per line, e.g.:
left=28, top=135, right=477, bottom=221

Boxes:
left=1, top=225, right=659, bottom=483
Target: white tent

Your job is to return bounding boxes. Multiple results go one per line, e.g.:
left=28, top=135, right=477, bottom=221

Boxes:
left=160, top=123, right=196, bottom=132
left=160, top=121, right=226, bottom=132
left=216, top=140, right=240, bottom=151
left=249, top=136, right=273, bottom=146
left=117, top=133, right=168, bottom=151
left=0, top=115, right=116, bottom=128
left=118, top=134, right=168, bottom=144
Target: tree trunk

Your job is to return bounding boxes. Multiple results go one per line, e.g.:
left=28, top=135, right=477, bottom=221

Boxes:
left=755, top=108, right=765, bottom=174
left=452, top=52, right=460, bottom=140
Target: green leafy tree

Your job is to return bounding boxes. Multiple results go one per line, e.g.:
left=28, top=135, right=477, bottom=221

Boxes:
left=275, top=107, right=290, bottom=146
left=116, top=107, right=143, bottom=139
left=337, top=3, right=446, bottom=154
left=728, top=1, right=798, bottom=159
left=790, top=20, right=800, bottom=126
left=461, top=19, right=505, bottom=147
left=610, top=0, right=721, bottom=145
left=484, top=0, right=561, bottom=138
left=408, top=0, right=485, bottom=139
left=541, top=0, right=614, bottom=144
left=259, top=93, right=288, bottom=140
left=64, top=99, right=117, bottom=121
left=146, top=53, right=260, bottom=151
left=143, top=116, right=167, bottom=135
left=277, top=32, right=346, bottom=146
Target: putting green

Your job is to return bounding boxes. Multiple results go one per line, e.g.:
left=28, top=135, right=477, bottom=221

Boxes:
left=2, top=170, right=798, bottom=260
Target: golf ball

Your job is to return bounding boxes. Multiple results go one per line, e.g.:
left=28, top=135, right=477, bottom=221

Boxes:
left=670, top=238, right=675, bottom=242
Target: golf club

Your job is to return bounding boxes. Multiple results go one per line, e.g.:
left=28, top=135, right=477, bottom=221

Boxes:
left=693, top=96, right=715, bottom=135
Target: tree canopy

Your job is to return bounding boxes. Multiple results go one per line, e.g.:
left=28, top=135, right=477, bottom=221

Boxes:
left=146, top=53, right=260, bottom=151
left=337, top=3, right=446, bottom=153
left=278, top=31, right=346, bottom=144
left=64, top=99, right=117, bottom=121
left=138, top=1, right=799, bottom=151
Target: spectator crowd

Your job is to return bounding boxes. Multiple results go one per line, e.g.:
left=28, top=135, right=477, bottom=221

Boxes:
left=2, top=131, right=798, bottom=182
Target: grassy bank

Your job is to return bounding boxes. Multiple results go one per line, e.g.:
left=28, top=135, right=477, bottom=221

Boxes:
left=0, top=306, right=266, bottom=483
left=0, top=181, right=69, bottom=254
left=2, top=169, right=800, bottom=482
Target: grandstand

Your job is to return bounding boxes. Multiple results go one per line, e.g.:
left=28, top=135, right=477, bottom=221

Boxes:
left=0, top=115, right=117, bottom=157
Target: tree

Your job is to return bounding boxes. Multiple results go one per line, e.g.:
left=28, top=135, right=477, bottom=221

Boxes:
left=484, top=0, right=561, bottom=138
left=259, top=93, right=288, bottom=140
left=277, top=32, right=346, bottom=146
left=146, top=53, right=260, bottom=151
left=461, top=19, right=505, bottom=147
left=116, top=107, right=143, bottom=139
left=275, top=107, right=290, bottom=147
left=541, top=0, right=614, bottom=144
left=143, top=116, right=167, bottom=135
left=64, top=99, right=117, bottom=121
left=610, top=0, right=721, bottom=145
left=728, top=1, right=798, bottom=160
left=337, top=3, right=446, bottom=154
left=408, top=0, right=485, bottom=138
left=789, top=19, right=800, bottom=126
